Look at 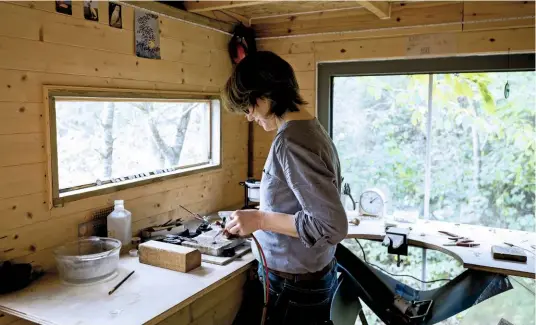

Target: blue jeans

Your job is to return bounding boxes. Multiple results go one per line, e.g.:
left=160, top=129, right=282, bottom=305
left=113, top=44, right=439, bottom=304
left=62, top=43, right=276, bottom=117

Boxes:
left=258, top=265, right=338, bottom=325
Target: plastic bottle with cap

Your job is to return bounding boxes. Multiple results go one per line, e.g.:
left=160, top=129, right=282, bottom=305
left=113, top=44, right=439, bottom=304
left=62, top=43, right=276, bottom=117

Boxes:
left=107, top=200, right=132, bottom=245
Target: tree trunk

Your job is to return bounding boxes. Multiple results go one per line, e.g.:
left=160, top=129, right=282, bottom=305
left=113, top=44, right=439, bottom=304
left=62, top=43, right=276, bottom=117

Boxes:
left=471, top=102, right=481, bottom=190
left=170, top=105, right=194, bottom=165
left=140, top=103, right=195, bottom=167
left=102, top=102, right=115, bottom=178
left=147, top=116, right=175, bottom=163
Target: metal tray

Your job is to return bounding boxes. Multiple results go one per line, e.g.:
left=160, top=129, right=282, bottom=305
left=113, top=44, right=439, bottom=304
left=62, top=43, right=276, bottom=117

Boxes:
left=180, top=229, right=245, bottom=256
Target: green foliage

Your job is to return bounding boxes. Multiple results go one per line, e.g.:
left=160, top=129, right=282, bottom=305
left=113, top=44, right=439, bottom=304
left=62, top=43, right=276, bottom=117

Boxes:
left=333, top=71, right=535, bottom=324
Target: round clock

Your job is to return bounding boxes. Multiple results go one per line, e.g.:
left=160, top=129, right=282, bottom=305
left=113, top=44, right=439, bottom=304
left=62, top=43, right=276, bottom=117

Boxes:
left=359, top=188, right=386, bottom=217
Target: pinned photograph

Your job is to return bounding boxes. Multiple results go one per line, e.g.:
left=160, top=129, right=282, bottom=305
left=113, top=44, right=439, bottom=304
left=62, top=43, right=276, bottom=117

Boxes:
left=135, top=10, right=161, bottom=59
left=55, top=0, right=72, bottom=15
left=109, top=3, right=122, bottom=29
left=84, top=0, right=98, bottom=21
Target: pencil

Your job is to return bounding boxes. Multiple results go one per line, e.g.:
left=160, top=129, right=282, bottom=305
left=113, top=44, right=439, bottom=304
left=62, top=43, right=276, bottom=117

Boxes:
left=108, top=270, right=135, bottom=295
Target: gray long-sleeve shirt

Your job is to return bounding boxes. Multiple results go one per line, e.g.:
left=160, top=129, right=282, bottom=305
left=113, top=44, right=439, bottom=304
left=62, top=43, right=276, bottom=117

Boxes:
left=252, top=119, right=348, bottom=274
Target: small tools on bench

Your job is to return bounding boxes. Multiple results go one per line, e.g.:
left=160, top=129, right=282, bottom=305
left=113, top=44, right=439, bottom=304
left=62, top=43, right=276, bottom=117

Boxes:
left=439, top=231, right=480, bottom=248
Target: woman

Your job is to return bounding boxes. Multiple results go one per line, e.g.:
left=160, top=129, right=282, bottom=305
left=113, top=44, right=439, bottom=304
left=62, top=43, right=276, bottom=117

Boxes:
left=222, top=51, right=348, bottom=325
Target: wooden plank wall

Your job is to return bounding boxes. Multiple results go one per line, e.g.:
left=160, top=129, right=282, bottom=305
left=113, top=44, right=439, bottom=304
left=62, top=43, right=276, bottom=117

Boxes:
left=0, top=1, right=246, bottom=273
left=253, top=1, right=535, bottom=179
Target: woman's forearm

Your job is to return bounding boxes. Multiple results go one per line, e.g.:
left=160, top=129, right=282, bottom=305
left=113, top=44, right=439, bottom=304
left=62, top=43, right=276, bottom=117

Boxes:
left=259, top=211, right=299, bottom=238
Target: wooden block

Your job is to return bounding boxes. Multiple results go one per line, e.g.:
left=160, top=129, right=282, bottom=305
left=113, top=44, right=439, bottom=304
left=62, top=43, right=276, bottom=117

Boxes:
left=492, top=245, right=528, bottom=263
left=139, top=240, right=201, bottom=273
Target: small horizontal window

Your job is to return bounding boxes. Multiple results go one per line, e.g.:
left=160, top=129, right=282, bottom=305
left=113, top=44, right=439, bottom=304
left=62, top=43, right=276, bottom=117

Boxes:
left=46, top=88, right=221, bottom=206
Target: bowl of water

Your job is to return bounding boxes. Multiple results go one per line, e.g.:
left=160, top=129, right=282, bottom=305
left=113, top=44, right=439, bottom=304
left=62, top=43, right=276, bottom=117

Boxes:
left=54, top=237, right=121, bottom=284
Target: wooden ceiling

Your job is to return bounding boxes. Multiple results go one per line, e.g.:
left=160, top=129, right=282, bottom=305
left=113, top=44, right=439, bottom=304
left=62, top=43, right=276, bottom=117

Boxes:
left=183, top=1, right=392, bottom=36
left=173, top=1, right=535, bottom=39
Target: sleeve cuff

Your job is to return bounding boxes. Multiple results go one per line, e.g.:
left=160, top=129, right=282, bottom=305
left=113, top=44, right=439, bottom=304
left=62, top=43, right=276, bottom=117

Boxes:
left=294, top=210, right=330, bottom=248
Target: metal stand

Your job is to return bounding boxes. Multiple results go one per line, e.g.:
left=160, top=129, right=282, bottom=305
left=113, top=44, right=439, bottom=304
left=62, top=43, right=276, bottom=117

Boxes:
left=335, top=244, right=513, bottom=325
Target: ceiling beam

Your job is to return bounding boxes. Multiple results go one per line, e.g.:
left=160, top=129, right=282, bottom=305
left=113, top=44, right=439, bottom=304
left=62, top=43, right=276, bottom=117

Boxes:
left=358, top=1, right=391, bottom=19
left=125, top=1, right=234, bottom=33
left=184, top=1, right=267, bottom=13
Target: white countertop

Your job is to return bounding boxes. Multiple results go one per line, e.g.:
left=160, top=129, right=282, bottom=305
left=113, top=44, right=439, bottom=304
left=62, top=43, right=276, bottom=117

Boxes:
left=2, top=212, right=534, bottom=325
left=0, top=253, right=255, bottom=325
left=346, top=211, right=536, bottom=278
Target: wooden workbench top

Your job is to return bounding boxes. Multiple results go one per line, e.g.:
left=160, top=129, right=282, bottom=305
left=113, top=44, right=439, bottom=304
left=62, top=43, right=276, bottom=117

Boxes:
left=0, top=253, right=255, bottom=325
left=346, top=211, right=536, bottom=278
left=1, top=213, right=534, bottom=325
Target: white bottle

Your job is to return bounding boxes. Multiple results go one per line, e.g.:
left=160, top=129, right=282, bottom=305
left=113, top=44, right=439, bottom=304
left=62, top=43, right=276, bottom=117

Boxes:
left=107, top=200, right=132, bottom=245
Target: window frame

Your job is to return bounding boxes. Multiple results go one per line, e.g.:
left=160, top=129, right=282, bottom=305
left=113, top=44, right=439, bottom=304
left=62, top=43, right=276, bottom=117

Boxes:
left=45, top=86, right=222, bottom=208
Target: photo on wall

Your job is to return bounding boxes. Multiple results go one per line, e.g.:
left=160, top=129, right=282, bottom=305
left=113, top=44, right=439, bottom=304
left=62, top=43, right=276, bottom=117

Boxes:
left=109, top=3, right=122, bottom=29
left=135, top=10, right=161, bottom=59
left=55, top=0, right=72, bottom=15
left=83, top=0, right=98, bottom=21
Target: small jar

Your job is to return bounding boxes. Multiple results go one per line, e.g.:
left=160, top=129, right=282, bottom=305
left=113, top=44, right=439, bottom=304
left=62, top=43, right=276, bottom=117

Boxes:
left=131, top=236, right=141, bottom=249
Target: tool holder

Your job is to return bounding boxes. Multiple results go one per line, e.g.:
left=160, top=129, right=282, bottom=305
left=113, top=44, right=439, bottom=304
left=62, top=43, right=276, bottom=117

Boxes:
left=382, top=227, right=410, bottom=267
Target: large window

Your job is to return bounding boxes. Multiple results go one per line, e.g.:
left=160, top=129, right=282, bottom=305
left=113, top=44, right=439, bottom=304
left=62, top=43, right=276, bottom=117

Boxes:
left=320, top=54, right=535, bottom=325
left=46, top=88, right=221, bottom=206
left=319, top=54, right=535, bottom=232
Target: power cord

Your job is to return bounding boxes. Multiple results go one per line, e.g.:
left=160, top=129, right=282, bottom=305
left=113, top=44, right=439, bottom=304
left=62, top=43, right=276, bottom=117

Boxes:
left=251, top=234, right=269, bottom=325
left=354, top=239, right=452, bottom=284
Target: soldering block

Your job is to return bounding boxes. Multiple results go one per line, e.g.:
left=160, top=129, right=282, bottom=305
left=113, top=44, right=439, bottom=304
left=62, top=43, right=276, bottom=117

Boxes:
left=139, top=240, right=201, bottom=273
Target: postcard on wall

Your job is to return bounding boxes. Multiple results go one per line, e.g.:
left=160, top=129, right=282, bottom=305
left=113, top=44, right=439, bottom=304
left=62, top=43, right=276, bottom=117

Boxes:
left=135, top=10, right=161, bottom=60
left=109, top=3, right=122, bottom=29
left=55, top=0, right=72, bottom=15
left=406, top=33, right=456, bottom=57
left=83, top=0, right=98, bottom=21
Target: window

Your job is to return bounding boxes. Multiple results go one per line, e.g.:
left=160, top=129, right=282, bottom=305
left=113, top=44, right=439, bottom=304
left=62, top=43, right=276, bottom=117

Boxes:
left=46, top=88, right=221, bottom=206
left=319, top=54, right=535, bottom=232
left=321, top=55, right=535, bottom=325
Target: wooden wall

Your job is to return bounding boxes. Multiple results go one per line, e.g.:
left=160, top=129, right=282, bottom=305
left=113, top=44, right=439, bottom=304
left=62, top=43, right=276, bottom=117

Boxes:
left=0, top=1, right=246, bottom=273
left=254, top=1, right=535, bottom=178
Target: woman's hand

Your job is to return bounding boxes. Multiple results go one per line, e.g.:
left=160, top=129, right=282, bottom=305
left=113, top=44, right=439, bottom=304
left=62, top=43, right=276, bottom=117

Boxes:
left=225, top=209, right=264, bottom=237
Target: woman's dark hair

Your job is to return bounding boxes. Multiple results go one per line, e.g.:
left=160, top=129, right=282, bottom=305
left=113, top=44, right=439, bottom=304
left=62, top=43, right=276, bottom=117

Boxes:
left=222, top=51, right=306, bottom=117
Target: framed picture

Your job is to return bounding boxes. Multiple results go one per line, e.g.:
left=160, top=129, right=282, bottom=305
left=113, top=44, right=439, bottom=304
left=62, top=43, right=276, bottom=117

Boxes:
left=109, top=3, right=122, bottom=29
left=55, top=0, right=72, bottom=15
left=84, top=0, right=98, bottom=21
left=135, top=10, right=161, bottom=59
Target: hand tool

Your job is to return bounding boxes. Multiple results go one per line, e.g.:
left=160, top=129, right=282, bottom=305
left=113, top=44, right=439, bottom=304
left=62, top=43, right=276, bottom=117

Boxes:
left=179, top=205, right=205, bottom=221
left=504, top=242, right=535, bottom=256
left=108, top=270, right=135, bottom=295
left=211, top=229, right=223, bottom=244
left=443, top=242, right=480, bottom=247
left=439, top=231, right=479, bottom=247
left=438, top=231, right=459, bottom=237
left=448, top=238, right=474, bottom=243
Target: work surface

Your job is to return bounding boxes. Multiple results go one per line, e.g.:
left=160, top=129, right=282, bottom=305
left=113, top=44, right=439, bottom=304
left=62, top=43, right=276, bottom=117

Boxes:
left=346, top=211, right=536, bottom=278
left=0, top=254, right=255, bottom=325
left=1, top=215, right=534, bottom=325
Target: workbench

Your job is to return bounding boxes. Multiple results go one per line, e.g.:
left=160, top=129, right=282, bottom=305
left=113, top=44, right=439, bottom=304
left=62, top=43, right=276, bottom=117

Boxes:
left=346, top=211, right=536, bottom=278
left=0, top=254, right=255, bottom=325
left=0, top=213, right=533, bottom=325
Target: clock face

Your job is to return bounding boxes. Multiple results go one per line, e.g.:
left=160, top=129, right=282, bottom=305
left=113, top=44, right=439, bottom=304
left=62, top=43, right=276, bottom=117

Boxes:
left=360, top=191, right=383, bottom=215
